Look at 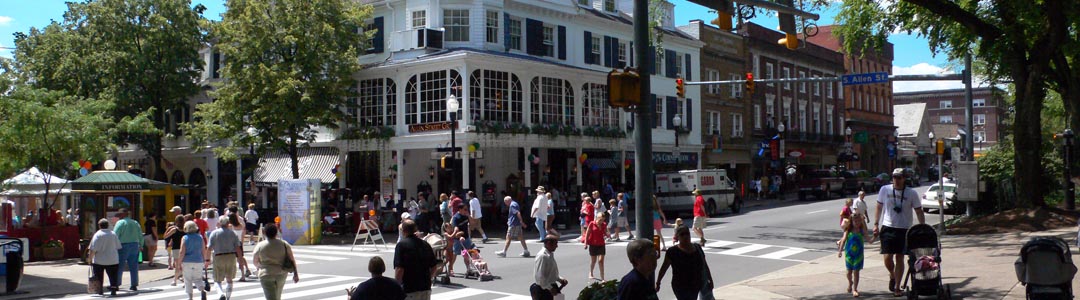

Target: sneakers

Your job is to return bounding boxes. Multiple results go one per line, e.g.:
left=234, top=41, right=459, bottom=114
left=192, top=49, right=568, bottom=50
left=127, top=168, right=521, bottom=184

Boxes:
left=481, top=238, right=489, bottom=244
left=628, top=235, right=635, bottom=240
left=521, top=251, right=530, bottom=257
left=495, top=251, right=506, bottom=257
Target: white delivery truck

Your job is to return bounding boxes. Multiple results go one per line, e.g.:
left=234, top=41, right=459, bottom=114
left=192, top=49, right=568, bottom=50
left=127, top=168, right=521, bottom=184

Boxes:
left=655, top=169, right=742, bottom=215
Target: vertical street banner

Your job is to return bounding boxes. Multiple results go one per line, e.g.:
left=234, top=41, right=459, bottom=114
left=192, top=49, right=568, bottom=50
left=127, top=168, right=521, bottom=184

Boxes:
left=278, top=179, right=323, bottom=245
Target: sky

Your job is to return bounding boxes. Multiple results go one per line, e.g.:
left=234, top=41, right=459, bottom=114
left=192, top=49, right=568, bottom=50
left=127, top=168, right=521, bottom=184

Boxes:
left=0, top=0, right=968, bottom=92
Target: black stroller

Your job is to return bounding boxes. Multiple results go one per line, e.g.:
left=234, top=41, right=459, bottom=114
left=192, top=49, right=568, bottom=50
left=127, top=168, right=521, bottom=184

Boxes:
left=1014, top=236, right=1077, bottom=300
left=903, top=224, right=951, bottom=299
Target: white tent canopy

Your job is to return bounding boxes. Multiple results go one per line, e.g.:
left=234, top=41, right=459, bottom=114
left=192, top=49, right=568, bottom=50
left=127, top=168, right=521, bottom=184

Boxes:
left=1, top=167, right=72, bottom=196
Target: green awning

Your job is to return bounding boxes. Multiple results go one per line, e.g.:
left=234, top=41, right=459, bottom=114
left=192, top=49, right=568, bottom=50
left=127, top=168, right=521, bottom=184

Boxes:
left=71, top=171, right=150, bottom=192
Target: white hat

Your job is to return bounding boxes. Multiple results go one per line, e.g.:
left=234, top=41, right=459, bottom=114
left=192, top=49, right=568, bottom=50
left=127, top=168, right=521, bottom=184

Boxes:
left=401, top=212, right=412, bottom=220
left=170, top=206, right=182, bottom=213
left=892, top=168, right=905, bottom=177
left=535, top=186, right=547, bottom=193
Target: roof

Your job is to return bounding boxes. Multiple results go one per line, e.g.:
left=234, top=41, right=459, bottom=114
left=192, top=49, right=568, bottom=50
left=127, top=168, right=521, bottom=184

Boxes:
left=0, top=167, right=72, bottom=196
left=365, top=48, right=607, bottom=74
left=254, top=147, right=340, bottom=186
left=71, top=171, right=150, bottom=192
left=894, top=103, right=927, bottom=137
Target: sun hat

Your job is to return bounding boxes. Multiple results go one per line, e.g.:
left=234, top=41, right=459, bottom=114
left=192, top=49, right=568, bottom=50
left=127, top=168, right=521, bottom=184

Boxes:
left=535, top=186, right=546, bottom=193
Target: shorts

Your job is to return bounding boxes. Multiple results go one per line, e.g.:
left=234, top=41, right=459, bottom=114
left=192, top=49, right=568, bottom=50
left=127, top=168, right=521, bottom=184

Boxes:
left=212, top=254, right=238, bottom=282
left=617, top=217, right=629, bottom=227
left=693, top=217, right=708, bottom=230
left=170, top=249, right=179, bottom=258
left=453, top=238, right=475, bottom=254
left=653, top=219, right=663, bottom=231
left=588, top=244, right=606, bottom=256
left=506, top=225, right=523, bottom=239
left=245, top=223, right=258, bottom=233
left=143, top=235, right=155, bottom=245
left=469, top=217, right=481, bottom=228
left=879, top=226, right=909, bottom=254
left=580, top=217, right=587, bottom=227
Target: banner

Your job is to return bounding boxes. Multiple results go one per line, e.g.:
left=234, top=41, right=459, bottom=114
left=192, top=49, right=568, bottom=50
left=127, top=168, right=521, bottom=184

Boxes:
left=278, top=179, right=322, bottom=245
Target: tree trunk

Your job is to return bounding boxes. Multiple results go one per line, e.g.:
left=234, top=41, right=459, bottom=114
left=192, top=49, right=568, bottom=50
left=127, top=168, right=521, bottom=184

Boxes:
left=1011, top=55, right=1048, bottom=208
left=289, top=128, right=300, bottom=180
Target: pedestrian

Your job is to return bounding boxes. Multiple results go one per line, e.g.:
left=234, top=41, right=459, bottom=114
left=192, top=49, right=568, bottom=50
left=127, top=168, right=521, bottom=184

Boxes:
left=616, top=239, right=659, bottom=300
left=193, top=210, right=209, bottom=239
left=467, top=191, right=489, bottom=243
left=656, top=226, right=715, bottom=300
left=839, top=211, right=872, bottom=298
left=873, top=168, right=925, bottom=296
left=349, top=256, right=405, bottom=300
left=692, top=189, right=709, bottom=245
left=176, top=221, right=208, bottom=300
left=393, top=219, right=437, bottom=300
left=852, top=191, right=869, bottom=226
left=545, top=192, right=555, bottom=235
left=531, top=234, right=568, bottom=300
left=164, top=215, right=186, bottom=285
left=244, top=204, right=260, bottom=246
left=113, top=208, right=143, bottom=291
left=64, top=208, right=76, bottom=226
left=583, top=212, right=610, bottom=281
left=417, top=193, right=430, bottom=233
left=607, top=199, right=618, bottom=241
left=614, top=193, right=634, bottom=241
left=144, top=213, right=159, bottom=267
left=651, top=196, right=668, bottom=250
left=531, top=187, right=550, bottom=242
left=446, top=203, right=475, bottom=274
left=591, top=191, right=606, bottom=224
left=208, top=216, right=243, bottom=300
left=252, top=224, right=300, bottom=300
left=835, top=198, right=854, bottom=249
left=227, top=213, right=253, bottom=281
left=439, top=193, right=452, bottom=228
left=579, top=194, right=594, bottom=239
left=88, top=218, right=122, bottom=296
left=496, top=196, right=530, bottom=258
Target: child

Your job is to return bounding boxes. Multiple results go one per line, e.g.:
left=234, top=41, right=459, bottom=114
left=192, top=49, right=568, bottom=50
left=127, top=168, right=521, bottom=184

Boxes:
left=583, top=212, right=610, bottom=281
left=838, top=211, right=872, bottom=297
left=835, top=198, right=854, bottom=249
left=607, top=199, right=619, bottom=241
left=463, top=249, right=491, bottom=276
left=672, top=218, right=684, bottom=244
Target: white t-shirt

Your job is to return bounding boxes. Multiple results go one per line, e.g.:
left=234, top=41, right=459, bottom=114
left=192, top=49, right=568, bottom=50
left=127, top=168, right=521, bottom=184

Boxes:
left=876, top=184, right=921, bottom=229
left=532, top=195, right=549, bottom=219
left=469, top=197, right=483, bottom=219
left=851, top=197, right=869, bottom=224
left=594, top=198, right=607, bottom=218
left=245, top=209, right=259, bottom=225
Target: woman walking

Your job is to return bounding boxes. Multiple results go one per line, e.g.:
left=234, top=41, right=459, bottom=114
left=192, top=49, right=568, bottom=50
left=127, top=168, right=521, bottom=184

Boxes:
left=176, top=221, right=208, bottom=300
left=88, top=218, right=122, bottom=296
left=582, top=213, right=610, bottom=281
left=228, top=213, right=253, bottom=281
left=163, top=215, right=185, bottom=285
left=579, top=194, right=594, bottom=239
left=656, top=226, right=715, bottom=300
left=651, top=196, right=668, bottom=250
left=253, top=224, right=299, bottom=300
left=143, top=213, right=159, bottom=267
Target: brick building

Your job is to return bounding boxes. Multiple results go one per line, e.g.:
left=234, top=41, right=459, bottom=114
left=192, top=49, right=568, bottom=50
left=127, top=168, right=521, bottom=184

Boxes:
left=893, top=87, right=1007, bottom=155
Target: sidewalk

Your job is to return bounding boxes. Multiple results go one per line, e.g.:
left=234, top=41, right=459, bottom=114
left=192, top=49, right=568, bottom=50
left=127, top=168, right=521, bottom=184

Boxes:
left=713, top=227, right=1080, bottom=300
left=0, top=241, right=181, bottom=300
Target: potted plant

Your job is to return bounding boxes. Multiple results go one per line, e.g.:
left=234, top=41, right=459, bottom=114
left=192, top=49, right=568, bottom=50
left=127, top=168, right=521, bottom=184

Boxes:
left=42, top=238, right=64, bottom=260
left=578, top=279, right=618, bottom=300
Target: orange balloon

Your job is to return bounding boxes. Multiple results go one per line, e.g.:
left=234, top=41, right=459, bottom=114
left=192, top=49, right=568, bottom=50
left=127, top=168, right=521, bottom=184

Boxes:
left=369, top=210, right=376, bottom=217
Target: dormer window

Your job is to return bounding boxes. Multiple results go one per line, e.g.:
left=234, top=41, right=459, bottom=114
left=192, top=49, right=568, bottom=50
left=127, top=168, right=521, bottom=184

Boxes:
left=542, top=25, right=554, bottom=57
left=444, top=9, right=470, bottom=42
left=486, top=10, right=499, bottom=44
left=411, top=10, right=426, bottom=29
left=604, top=0, right=616, bottom=12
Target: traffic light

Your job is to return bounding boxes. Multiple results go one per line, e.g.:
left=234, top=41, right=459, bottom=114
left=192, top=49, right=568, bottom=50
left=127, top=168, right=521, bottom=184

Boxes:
left=607, top=68, right=641, bottom=108
left=676, top=77, right=685, bottom=98
left=440, top=154, right=449, bottom=169
left=745, top=72, right=755, bottom=95
left=778, top=33, right=799, bottom=50
left=776, top=0, right=798, bottom=50
left=711, top=14, right=733, bottom=31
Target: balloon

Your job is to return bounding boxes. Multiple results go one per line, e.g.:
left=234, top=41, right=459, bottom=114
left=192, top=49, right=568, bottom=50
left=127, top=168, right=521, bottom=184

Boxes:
left=467, top=145, right=477, bottom=153
left=472, top=142, right=480, bottom=150
left=79, top=168, right=89, bottom=176
left=103, top=160, right=116, bottom=170
left=591, top=165, right=599, bottom=172
left=71, top=161, right=81, bottom=170
left=532, top=156, right=540, bottom=165
left=81, top=161, right=92, bottom=170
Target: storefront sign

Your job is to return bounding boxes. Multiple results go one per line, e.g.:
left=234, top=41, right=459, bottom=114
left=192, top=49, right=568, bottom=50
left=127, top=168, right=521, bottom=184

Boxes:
left=409, top=122, right=454, bottom=133
left=625, top=152, right=698, bottom=165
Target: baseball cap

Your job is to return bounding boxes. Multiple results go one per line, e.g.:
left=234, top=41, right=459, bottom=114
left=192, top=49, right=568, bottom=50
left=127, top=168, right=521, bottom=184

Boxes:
left=892, top=168, right=905, bottom=177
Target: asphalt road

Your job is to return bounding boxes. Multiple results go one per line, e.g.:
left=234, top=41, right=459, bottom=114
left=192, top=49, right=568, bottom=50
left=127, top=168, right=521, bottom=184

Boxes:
left=65, top=183, right=954, bottom=300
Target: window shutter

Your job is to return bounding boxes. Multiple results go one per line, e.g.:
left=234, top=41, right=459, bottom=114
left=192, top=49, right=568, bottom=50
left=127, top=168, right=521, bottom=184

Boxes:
left=504, top=13, right=511, bottom=51
left=684, top=53, right=691, bottom=79
left=557, top=25, right=567, bottom=60
left=647, top=46, right=656, bottom=74
left=584, top=31, right=593, bottom=64
left=603, top=36, right=613, bottom=67
left=371, top=17, right=385, bottom=54
left=526, top=19, right=543, bottom=56
left=629, top=41, right=634, bottom=67
left=665, top=50, right=676, bottom=78
left=685, top=98, right=693, bottom=131
left=666, top=96, right=677, bottom=130
left=652, top=94, right=659, bottom=128
left=612, top=37, right=622, bottom=67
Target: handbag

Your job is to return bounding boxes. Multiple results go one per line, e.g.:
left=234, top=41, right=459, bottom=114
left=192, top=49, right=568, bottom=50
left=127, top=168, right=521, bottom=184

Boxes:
left=87, top=266, right=102, bottom=294
left=282, top=244, right=296, bottom=273
left=697, top=244, right=715, bottom=300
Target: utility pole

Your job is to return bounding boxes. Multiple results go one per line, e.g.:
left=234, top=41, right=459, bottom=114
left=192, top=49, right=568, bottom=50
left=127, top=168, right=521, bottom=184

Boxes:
left=963, top=53, right=976, bottom=216
left=633, top=0, right=655, bottom=242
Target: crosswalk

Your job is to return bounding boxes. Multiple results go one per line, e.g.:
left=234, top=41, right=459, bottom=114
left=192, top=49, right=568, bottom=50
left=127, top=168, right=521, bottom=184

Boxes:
left=62, top=273, right=530, bottom=300
left=701, top=240, right=823, bottom=262
left=241, top=245, right=393, bottom=266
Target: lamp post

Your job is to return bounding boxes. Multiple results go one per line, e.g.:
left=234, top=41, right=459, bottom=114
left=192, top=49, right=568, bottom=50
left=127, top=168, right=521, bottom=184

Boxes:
left=673, top=113, right=682, bottom=171
left=247, top=126, right=258, bottom=209
left=934, top=133, right=945, bottom=234
left=777, top=122, right=786, bottom=192
left=447, top=94, right=460, bottom=193
left=928, top=131, right=935, bottom=177
left=845, top=127, right=852, bottom=170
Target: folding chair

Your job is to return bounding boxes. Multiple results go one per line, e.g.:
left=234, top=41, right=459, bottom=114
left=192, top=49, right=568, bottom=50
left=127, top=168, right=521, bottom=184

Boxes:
left=350, top=219, right=386, bottom=251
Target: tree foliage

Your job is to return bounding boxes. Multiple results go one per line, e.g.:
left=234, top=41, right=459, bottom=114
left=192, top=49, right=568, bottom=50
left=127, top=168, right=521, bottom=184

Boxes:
left=184, top=0, right=371, bottom=179
left=836, top=0, right=1080, bottom=208
left=12, top=0, right=207, bottom=176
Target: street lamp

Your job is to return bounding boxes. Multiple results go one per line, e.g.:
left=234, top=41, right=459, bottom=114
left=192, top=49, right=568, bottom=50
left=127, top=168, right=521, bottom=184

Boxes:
left=845, top=127, right=852, bottom=170
left=246, top=126, right=258, bottom=209
left=673, top=113, right=682, bottom=171
left=777, top=122, right=785, bottom=190
left=447, top=94, right=460, bottom=192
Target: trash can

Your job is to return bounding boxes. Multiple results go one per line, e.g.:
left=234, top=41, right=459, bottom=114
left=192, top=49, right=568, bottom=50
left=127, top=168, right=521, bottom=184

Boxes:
left=554, top=207, right=571, bottom=230
left=1, top=239, right=24, bottom=293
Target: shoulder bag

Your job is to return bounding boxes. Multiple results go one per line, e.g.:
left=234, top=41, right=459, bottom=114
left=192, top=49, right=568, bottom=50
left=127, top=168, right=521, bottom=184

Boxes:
left=282, top=243, right=296, bottom=273
left=697, top=244, right=715, bottom=300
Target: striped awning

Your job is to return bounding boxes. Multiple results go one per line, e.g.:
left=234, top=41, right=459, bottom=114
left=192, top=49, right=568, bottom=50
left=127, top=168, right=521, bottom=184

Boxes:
left=584, top=158, right=619, bottom=169
left=254, top=147, right=340, bottom=186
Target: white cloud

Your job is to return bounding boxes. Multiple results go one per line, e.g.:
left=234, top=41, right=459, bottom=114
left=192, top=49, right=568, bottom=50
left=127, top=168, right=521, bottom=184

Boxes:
left=892, top=63, right=987, bottom=93
left=0, top=16, right=12, bottom=27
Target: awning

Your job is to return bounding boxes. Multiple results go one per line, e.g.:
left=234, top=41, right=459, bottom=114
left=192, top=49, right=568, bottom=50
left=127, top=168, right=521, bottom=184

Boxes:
left=584, top=158, right=619, bottom=169
left=71, top=171, right=150, bottom=192
left=255, top=147, right=340, bottom=187
left=1, top=167, right=72, bottom=196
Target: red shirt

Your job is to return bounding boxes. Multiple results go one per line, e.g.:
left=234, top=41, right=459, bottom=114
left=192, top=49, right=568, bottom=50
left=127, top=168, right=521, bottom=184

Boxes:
left=586, top=221, right=606, bottom=246
left=693, top=195, right=707, bottom=217
left=450, top=197, right=463, bottom=213
left=194, top=218, right=208, bottom=237
left=582, top=201, right=595, bottom=224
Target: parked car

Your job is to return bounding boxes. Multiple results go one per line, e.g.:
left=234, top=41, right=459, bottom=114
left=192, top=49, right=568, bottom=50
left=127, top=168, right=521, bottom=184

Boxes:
left=798, top=169, right=845, bottom=201
left=922, top=182, right=962, bottom=213
left=875, top=173, right=891, bottom=189
left=927, top=165, right=952, bottom=182
left=841, top=169, right=878, bottom=194
left=903, top=168, right=921, bottom=186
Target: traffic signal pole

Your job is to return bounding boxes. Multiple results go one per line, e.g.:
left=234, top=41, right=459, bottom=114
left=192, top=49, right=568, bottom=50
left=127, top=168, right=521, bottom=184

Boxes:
left=633, top=0, right=655, bottom=243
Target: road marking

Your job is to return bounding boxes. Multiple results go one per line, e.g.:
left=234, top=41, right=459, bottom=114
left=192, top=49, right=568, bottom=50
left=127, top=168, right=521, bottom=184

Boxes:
left=706, top=251, right=810, bottom=263
left=290, top=253, right=350, bottom=261
left=63, top=275, right=358, bottom=300
left=704, top=240, right=738, bottom=248
left=703, top=225, right=728, bottom=231
left=718, top=244, right=771, bottom=256
left=431, top=288, right=489, bottom=299
left=290, top=248, right=380, bottom=257
left=806, top=209, right=828, bottom=214
left=243, top=253, right=312, bottom=265
left=759, top=248, right=809, bottom=260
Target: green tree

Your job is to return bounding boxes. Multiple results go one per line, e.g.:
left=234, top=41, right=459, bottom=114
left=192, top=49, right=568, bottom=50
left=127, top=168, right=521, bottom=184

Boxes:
left=185, top=0, right=372, bottom=179
left=835, top=0, right=1080, bottom=207
left=12, top=0, right=207, bottom=179
left=0, top=86, right=115, bottom=226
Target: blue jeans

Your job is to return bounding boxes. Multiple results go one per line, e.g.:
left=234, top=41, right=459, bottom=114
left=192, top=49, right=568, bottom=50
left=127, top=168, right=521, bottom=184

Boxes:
left=117, top=243, right=139, bottom=288
left=535, top=218, right=545, bottom=241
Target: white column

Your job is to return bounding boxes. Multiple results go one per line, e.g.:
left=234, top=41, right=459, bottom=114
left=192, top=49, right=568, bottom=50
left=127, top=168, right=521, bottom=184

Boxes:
left=462, top=147, right=471, bottom=192
left=395, top=149, right=404, bottom=195
left=620, top=150, right=626, bottom=185
left=338, top=145, right=349, bottom=188
left=207, top=155, right=219, bottom=206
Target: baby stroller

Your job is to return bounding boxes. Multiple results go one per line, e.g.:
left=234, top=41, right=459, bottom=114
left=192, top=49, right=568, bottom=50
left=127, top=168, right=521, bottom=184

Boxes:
left=424, top=233, right=451, bottom=285
left=460, top=246, right=494, bottom=281
left=903, top=224, right=951, bottom=300
left=1014, top=236, right=1077, bottom=300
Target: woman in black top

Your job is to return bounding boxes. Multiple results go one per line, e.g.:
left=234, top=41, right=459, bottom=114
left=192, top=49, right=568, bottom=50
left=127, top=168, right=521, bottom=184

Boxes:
left=656, top=226, right=714, bottom=300
left=163, top=215, right=185, bottom=285
left=143, top=213, right=159, bottom=267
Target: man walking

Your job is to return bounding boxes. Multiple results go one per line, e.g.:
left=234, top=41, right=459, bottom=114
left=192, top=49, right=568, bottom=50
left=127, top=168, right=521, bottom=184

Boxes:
left=692, top=189, right=709, bottom=245
left=531, top=234, right=568, bottom=300
left=467, top=191, right=489, bottom=243
left=612, top=193, right=633, bottom=241
left=244, top=203, right=259, bottom=245
left=616, top=239, right=659, bottom=300
left=113, top=208, right=143, bottom=291
left=496, top=196, right=530, bottom=258
left=394, top=220, right=437, bottom=300
left=208, top=216, right=243, bottom=300
left=531, top=187, right=549, bottom=241
left=874, top=168, right=926, bottom=296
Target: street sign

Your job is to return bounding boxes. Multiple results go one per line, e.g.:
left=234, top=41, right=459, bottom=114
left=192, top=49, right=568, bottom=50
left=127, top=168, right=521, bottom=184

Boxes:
left=841, top=72, right=889, bottom=86
left=887, top=143, right=896, bottom=158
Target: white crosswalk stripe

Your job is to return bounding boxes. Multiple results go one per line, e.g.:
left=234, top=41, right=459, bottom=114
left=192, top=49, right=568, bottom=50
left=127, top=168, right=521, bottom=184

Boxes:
left=702, top=240, right=823, bottom=262
left=62, top=274, right=531, bottom=300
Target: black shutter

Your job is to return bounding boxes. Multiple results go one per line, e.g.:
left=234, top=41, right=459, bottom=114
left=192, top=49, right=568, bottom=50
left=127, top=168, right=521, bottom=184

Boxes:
left=558, top=25, right=566, bottom=60
left=647, top=46, right=656, bottom=74
left=685, top=98, right=693, bottom=131
left=584, top=31, right=593, bottom=65
left=504, top=13, right=511, bottom=51
left=652, top=94, right=659, bottom=128
left=603, top=36, right=613, bottom=67
left=684, top=53, right=691, bottom=79
left=371, top=17, right=384, bottom=54
left=612, top=37, right=622, bottom=67
left=665, top=50, right=676, bottom=78
left=666, top=96, right=677, bottom=130
left=526, top=19, right=543, bottom=56
left=629, top=41, right=634, bottom=67
left=212, top=52, right=221, bottom=78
